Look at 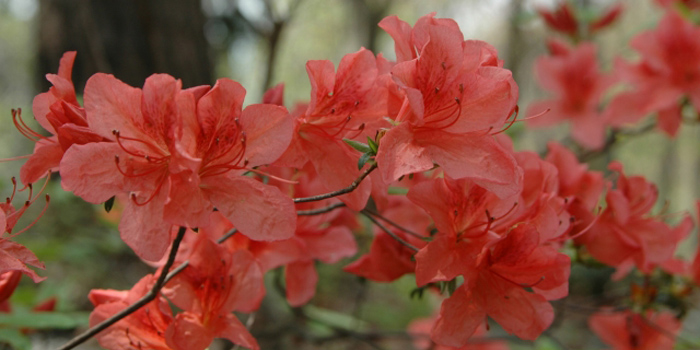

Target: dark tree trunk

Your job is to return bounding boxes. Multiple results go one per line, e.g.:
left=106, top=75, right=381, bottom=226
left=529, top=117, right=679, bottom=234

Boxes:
left=37, top=0, right=213, bottom=91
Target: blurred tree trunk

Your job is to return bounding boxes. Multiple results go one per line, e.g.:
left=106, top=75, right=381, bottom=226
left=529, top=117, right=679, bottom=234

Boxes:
left=37, top=0, right=213, bottom=91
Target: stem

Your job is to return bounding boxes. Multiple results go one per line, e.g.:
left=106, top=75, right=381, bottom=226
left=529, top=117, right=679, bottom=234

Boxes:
left=293, top=163, right=377, bottom=203
left=361, top=209, right=424, bottom=239
left=57, top=226, right=188, bottom=350
left=217, top=228, right=238, bottom=244
left=297, top=203, right=346, bottom=216
left=361, top=211, right=419, bottom=252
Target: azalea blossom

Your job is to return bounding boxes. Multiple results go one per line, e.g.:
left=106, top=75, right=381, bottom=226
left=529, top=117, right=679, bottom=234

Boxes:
left=578, top=162, right=693, bottom=276
left=605, top=11, right=700, bottom=136
left=275, top=48, right=388, bottom=210
left=589, top=310, right=681, bottom=350
left=375, top=14, right=522, bottom=198
left=527, top=39, right=615, bottom=149
left=18, top=51, right=103, bottom=186
left=60, top=74, right=296, bottom=261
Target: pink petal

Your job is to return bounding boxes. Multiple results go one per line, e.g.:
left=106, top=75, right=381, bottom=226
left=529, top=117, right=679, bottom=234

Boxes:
left=218, top=314, right=260, bottom=350
left=84, top=73, right=146, bottom=140
left=303, top=226, right=356, bottom=263
left=163, top=170, right=212, bottom=229
left=239, top=103, right=293, bottom=166
left=301, top=133, right=372, bottom=211
left=376, top=123, right=434, bottom=183
left=417, top=130, right=523, bottom=198
left=59, top=142, right=132, bottom=204
left=20, top=139, right=63, bottom=185
left=286, top=260, right=318, bottom=307
left=204, top=175, right=296, bottom=241
left=119, top=190, right=172, bottom=262
left=431, top=285, right=485, bottom=347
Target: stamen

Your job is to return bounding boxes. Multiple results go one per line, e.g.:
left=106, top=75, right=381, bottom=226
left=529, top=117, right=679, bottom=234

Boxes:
left=114, top=156, right=167, bottom=178
left=130, top=173, right=168, bottom=206
left=0, top=154, right=32, bottom=163
left=491, top=106, right=519, bottom=136
left=8, top=194, right=50, bottom=237
left=244, top=168, right=299, bottom=185
left=560, top=206, right=603, bottom=241
left=12, top=109, right=49, bottom=142
left=9, top=177, right=16, bottom=203
left=491, top=269, right=546, bottom=289
left=112, top=130, right=166, bottom=162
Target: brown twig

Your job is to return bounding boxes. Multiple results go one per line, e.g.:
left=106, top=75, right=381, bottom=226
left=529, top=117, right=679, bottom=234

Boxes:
left=217, top=228, right=238, bottom=244
left=297, top=202, right=346, bottom=216
left=57, top=226, right=188, bottom=350
left=361, top=209, right=425, bottom=240
left=361, top=211, right=419, bottom=252
left=293, top=163, right=377, bottom=203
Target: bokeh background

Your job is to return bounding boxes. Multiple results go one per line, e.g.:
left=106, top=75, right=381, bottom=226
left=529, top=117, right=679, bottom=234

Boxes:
left=0, top=0, right=699, bottom=349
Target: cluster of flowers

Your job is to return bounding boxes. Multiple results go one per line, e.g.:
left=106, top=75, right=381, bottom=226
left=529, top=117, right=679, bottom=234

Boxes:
left=529, top=0, right=700, bottom=148
left=2, top=1, right=700, bottom=349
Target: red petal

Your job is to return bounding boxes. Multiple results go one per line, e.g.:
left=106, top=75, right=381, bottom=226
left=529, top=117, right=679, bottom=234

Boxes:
left=286, top=260, right=318, bottom=307
left=204, top=175, right=296, bottom=241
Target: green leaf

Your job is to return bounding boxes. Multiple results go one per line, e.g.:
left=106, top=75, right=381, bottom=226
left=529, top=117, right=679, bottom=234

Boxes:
left=387, top=187, right=409, bottom=195
left=304, top=305, right=369, bottom=331
left=367, top=136, right=378, bottom=154
left=0, top=311, right=89, bottom=329
left=343, top=139, right=371, bottom=154
left=104, top=196, right=116, bottom=213
left=357, top=153, right=372, bottom=170
left=409, top=287, right=425, bottom=300
left=446, top=279, right=457, bottom=296
left=0, top=328, right=31, bottom=350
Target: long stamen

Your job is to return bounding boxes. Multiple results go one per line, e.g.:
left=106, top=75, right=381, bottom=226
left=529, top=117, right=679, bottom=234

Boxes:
left=491, top=106, right=520, bottom=136
left=8, top=195, right=50, bottom=237
left=244, top=167, right=299, bottom=185
left=558, top=206, right=603, bottom=241
left=0, top=154, right=33, bottom=163
left=491, top=269, right=546, bottom=289
left=9, top=177, right=16, bottom=203
left=16, top=109, right=47, bottom=140
left=130, top=173, right=168, bottom=206
left=114, top=156, right=167, bottom=178
left=12, top=109, right=49, bottom=142
left=112, top=130, right=168, bottom=164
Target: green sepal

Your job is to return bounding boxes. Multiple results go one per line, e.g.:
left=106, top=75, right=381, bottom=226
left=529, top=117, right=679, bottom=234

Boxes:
left=104, top=196, right=116, bottom=213
left=358, top=153, right=372, bottom=170
left=367, top=136, right=378, bottom=154
left=343, top=138, right=371, bottom=154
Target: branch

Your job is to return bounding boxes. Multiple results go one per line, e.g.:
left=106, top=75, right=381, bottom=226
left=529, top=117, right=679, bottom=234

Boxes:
left=361, top=211, right=419, bottom=252
left=293, top=163, right=377, bottom=203
left=58, top=226, right=188, bottom=350
left=217, top=228, right=238, bottom=244
left=297, top=202, right=346, bottom=216
left=361, top=209, right=425, bottom=240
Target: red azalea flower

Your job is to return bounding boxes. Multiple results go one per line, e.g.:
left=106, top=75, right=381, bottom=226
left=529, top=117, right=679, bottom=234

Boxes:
left=579, top=162, right=693, bottom=275
left=376, top=14, right=522, bottom=198
left=163, top=231, right=262, bottom=350
left=589, top=310, right=681, bottom=350
left=276, top=48, right=388, bottom=210
left=60, top=74, right=296, bottom=261
left=527, top=40, right=615, bottom=149
left=89, top=275, right=174, bottom=350
left=605, top=11, right=700, bottom=136
left=18, top=52, right=104, bottom=185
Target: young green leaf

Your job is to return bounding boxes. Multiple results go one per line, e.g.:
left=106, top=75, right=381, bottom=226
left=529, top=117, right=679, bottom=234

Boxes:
left=343, top=138, right=371, bottom=153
